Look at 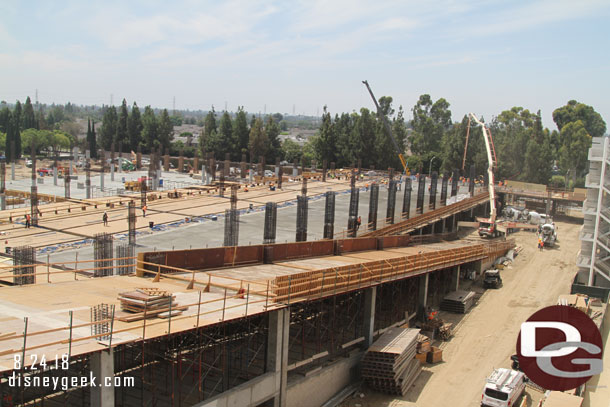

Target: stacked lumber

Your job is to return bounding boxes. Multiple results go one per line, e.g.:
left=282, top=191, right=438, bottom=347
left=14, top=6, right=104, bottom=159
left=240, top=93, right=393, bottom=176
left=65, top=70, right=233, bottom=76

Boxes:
left=440, top=290, right=476, bottom=313
left=361, top=328, right=421, bottom=396
left=118, top=288, right=187, bottom=322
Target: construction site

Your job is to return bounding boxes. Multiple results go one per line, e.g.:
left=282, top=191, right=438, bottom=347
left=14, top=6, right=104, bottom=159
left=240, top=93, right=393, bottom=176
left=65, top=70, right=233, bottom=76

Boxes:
left=0, top=126, right=608, bottom=407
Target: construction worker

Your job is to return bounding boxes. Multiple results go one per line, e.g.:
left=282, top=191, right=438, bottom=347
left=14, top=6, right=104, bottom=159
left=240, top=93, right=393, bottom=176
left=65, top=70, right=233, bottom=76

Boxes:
left=142, top=205, right=147, bottom=217
left=24, top=214, right=30, bottom=229
left=356, top=216, right=362, bottom=231
left=103, top=212, right=108, bottom=226
left=538, top=237, right=543, bottom=251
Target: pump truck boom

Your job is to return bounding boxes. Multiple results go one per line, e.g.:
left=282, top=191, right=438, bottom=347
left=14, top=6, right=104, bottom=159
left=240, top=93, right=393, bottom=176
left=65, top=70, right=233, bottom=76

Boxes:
left=362, top=80, right=409, bottom=175
left=468, top=113, right=500, bottom=238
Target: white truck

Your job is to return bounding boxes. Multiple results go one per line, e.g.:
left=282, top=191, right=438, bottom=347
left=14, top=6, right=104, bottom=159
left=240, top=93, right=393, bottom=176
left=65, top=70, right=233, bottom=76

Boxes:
left=481, top=368, right=526, bottom=407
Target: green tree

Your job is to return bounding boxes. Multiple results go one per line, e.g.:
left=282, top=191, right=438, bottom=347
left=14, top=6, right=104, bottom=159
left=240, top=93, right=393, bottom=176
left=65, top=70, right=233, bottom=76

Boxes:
left=552, top=100, right=606, bottom=138
left=0, top=107, right=9, bottom=134
left=100, top=106, right=118, bottom=150
left=13, top=101, right=22, bottom=131
left=217, top=111, right=233, bottom=158
left=22, top=97, right=36, bottom=130
left=281, top=138, right=302, bottom=163
left=316, top=106, right=337, bottom=164
left=233, top=107, right=250, bottom=155
left=128, top=102, right=143, bottom=151
left=558, top=120, right=591, bottom=185
left=204, top=108, right=217, bottom=138
left=116, top=99, right=129, bottom=148
left=141, top=106, right=158, bottom=152
left=248, top=118, right=267, bottom=160
left=410, top=95, right=451, bottom=158
left=265, top=116, right=282, bottom=163
left=157, top=109, right=173, bottom=152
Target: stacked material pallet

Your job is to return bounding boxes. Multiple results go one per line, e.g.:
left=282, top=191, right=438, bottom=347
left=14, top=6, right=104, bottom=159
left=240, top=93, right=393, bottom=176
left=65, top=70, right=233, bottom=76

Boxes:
left=118, top=288, right=185, bottom=322
left=362, top=328, right=422, bottom=396
left=440, top=290, right=476, bottom=314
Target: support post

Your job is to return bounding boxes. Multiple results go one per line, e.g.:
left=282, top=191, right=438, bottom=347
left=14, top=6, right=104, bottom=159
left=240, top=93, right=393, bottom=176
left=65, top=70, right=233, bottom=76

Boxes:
left=267, top=308, right=289, bottom=407
left=363, top=287, right=376, bottom=348
left=418, top=273, right=429, bottom=317
left=90, top=350, right=114, bottom=407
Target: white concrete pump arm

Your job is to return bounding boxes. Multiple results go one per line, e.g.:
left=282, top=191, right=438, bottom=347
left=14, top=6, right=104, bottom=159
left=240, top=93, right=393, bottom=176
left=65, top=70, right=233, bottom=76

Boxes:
left=468, top=113, right=496, bottom=223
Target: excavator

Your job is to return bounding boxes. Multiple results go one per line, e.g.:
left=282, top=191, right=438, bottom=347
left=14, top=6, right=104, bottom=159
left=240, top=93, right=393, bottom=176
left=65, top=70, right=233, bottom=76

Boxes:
left=467, top=113, right=501, bottom=238
left=362, top=81, right=409, bottom=175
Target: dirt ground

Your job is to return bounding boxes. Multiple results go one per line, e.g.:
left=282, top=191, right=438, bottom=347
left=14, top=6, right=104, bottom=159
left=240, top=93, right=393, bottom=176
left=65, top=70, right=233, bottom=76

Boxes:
left=341, top=220, right=582, bottom=407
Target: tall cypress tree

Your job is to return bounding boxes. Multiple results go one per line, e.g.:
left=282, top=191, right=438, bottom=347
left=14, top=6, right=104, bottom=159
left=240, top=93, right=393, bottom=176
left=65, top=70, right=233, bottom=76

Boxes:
left=127, top=102, right=143, bottom=151
left=116, top=99, right=128, bottom=146
left=22, top=97, right=36, bottom=130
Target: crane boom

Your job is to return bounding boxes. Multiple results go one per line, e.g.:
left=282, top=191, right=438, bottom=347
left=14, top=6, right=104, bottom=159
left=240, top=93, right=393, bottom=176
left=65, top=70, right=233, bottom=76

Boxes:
left=468, top=113, right=496, bottom=223
left=362, top=80, right=408, bottom=174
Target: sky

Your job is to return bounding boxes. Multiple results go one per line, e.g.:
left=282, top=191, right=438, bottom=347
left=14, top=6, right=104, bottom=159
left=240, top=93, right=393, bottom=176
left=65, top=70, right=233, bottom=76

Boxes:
left=1, top=0, right=609, bottom=130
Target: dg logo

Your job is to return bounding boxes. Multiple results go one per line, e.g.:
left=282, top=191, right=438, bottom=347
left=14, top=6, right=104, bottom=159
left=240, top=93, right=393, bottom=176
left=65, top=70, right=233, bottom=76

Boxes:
left=516, top=305, right=603, bottom=391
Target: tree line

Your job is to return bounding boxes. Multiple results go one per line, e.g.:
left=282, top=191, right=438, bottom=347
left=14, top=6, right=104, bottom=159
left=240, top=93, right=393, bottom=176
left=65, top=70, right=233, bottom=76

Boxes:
left=307, top=96, right=605, bottom=188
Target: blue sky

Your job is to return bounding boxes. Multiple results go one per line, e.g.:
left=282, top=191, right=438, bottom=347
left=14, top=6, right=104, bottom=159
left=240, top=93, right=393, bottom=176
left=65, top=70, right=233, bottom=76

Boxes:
left=1, top=0, right=609, bottom=130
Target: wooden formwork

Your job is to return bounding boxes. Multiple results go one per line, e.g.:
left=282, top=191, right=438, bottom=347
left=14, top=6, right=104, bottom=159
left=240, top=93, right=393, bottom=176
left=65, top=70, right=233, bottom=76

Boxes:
left=272, top=239, right=515, bottom=303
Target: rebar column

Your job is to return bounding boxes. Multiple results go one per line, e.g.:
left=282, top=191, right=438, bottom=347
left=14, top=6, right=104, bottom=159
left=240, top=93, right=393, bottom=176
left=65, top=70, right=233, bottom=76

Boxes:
left=368, top=182, right=379, bottom=230
left=118, top=141, right=123, bottom=173
left=278, top=164, right=283, bottom=189
left=296, top=195, right=308, bottom=242
left=322, top=160, right=327, bottom=182
left=13, top=246, right=35, bottom=285
left=275, top=158, right=280, bottom=178
left=323, top=191, right=335, bottom=239
left=94, top=233, right=113, bottom=277
left=140, top=180, right=147, bottom=207
left=386, top=180, right=397, bottom=224
left=388, top=167, right=394, bottom=181
left=193, top=156, right=199, bottom=174
left=357, top=158, right=362, bottom=175
left=451, top=169, right=459, bottom=197
left=223, top=208, right=239, bottom=246
left=429, top=171, right=438, bottom=210
left=292, top=160, right=298, bottom=177
left=263, top=202, right=277, bottom=244
left=53, top=147, right=58, bottom=186
left=30, top=141, right=38, bottom=227
left=178, top=149, right=184, bottom=173
left=136, top=145, right=142, bottom=170
left=164, top=148, right=170, bottom=172
left=440, top=175, right=448, bottom=206
left=347, top=174, right=359, bottom=237
left=98, top=149, right=105, bottom=191
left=218, top=162, right=225, bottom=197
left=116, top=244, right=134, bottom=275
left=0, top=161, right=5, bottom=210
left=416, top=174, right=425, bottom=215
left=301, top=177, right=307, bottom=196
left=85, top=159, right=91, bottom=199
left=241, top=154, right=247, bottom=179
left=402, top=177, right=411, bottom=219
left=469, top=164, right=475, bottom=197
left=110, top=143, right=115, bottom=181
left=128, top=201, right=136, bottom=246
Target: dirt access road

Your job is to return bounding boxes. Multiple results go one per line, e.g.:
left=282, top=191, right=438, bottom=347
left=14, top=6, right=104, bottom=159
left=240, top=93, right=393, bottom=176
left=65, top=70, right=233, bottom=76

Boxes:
left=342, top=220, right=581, bottom=407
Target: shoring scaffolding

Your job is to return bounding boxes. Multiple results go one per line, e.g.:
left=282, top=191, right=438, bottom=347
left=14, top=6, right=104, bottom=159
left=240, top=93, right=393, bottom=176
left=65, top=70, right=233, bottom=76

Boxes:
left=263, top=202, right=278, bottom=244
left=452, top=169, right=459, bottom=197
left=440, top=175, right=449, bottom=206
left=374, top=278, right=419, bottom=331
left=13, top=246, right=35, bottom=285
left=416, top=174, right=425, bottom=215
left=347, top=177, right=359, bottom=237
left=368, top=183, right=379, bottom=231
left=128, top=201, right=136, bottom=246
left=386, top=180, right=397, bottom=225
left=287, top=290, right=364, bottom=367
left=469, top=164, right=475, bottom=197
left=296, top=195, right=308, bottom=242
left=94, top=233, right=114, bottom=277
left=402, top=178, right=411, bottom=220
left=323, top=191, right=335, bottom=239
left=90, top=303, right=112, bottom=340
left=116, top=244, right=135, bottom=275
left=429, top=171, right=438, bottom=210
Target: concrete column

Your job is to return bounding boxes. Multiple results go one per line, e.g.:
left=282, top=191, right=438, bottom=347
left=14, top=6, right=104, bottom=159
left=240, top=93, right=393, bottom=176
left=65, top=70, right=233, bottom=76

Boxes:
left=201, top=165, right=205, bottom=184
left=363, top=287, right=376, bottom=348
left=453, top=265, right=460, bottom=291
left=267, top=308, right=289, bottom=407
left=11, top=162, right=15, bottom=181
left=100, top=172, right=104, bottom=191
left=418, top=273, right=429, bottom=315
left=53, top=167, right=58, bottom=186
left=0, top=196, right=5, bottom=210
left=441, top=218, right=446, bottom=234
left=90, top=350, right=114, bottom=407
left=110, top=163, right=115, bottom=181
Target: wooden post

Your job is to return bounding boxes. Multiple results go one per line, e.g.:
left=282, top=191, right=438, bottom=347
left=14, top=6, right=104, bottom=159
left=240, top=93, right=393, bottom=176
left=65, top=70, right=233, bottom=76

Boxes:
left=244, top=284, right=250, bottom=316
left=196, top=291, right=202, bottom=327
left=221, top=288, right=227, bottom=322
left=68, top=311, right=73, bottom=357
